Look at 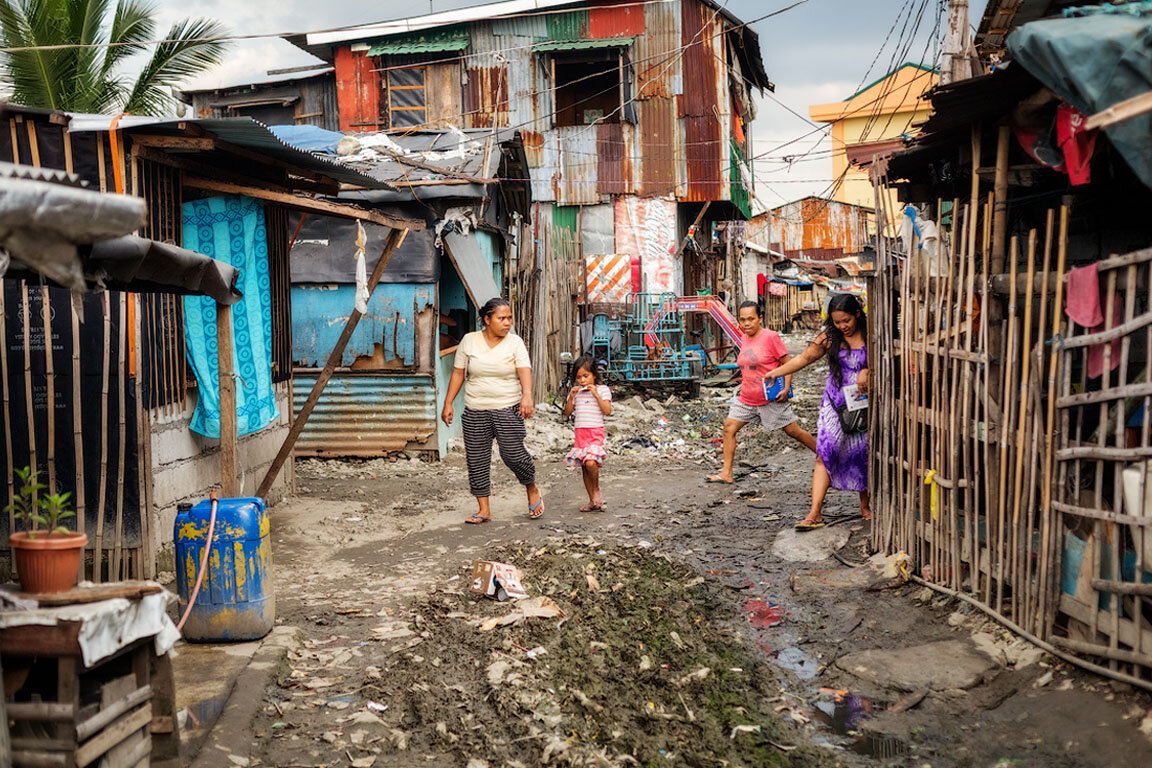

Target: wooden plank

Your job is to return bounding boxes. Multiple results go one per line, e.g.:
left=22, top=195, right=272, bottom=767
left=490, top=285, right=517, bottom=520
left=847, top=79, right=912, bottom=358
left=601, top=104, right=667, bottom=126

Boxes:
left=1090, top=579, right=1152, bottom=597
left=12, top=581, right=163, bottom=606
left=5, top=701, right=74, bottom=721
left=0, top=287, right=12, bottom=528
left=147, top=651, right=180, bottom=763
left=73, top=706, right=150, bottom=767
left=128, top=135, right=215, bottom=150
left=0, top=622, right=82, bottom=657
left=9, top=751, right=67, bottom=767
left=56, top=656, right=79, bottom=746
left=1052, top=635, right=1152, bottom=667
left=183, top=177, right=425, bottom=231
left=1057, top=309, right=1152, bottom=348
left=256, top=228, right=409, bottom=498
left=1053, top=499, right=1152, bottom=527
left=76, top=686, right=152, bottom=742
left=217, top=303, right=238, bottom=497
left=1084, top=89, right=1152, bottom=131
left=1057, top=380, right=1152, bottom=408
left=113, top=295, right=127, bottom=580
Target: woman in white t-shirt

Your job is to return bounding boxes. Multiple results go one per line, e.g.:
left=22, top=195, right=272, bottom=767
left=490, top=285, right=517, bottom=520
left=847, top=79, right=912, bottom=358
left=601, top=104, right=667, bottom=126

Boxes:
left=441, top=297, right=543, bottom=523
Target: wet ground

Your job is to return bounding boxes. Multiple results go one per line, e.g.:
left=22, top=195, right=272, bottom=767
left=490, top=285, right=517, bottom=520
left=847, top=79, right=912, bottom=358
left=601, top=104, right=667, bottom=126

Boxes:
left=196, top=349, right=1152, bottom=768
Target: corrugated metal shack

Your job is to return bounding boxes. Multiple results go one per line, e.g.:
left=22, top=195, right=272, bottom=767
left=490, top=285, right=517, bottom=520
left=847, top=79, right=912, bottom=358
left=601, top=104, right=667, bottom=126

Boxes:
left=0, top=105, right=409, bottom=578
left=283, top=0, right=771, bottom=397
left=752, top=196, right=874, bottom=263
left=275, top=125, right=529, bottom=457
left=175, top=70, right=340, bottom=131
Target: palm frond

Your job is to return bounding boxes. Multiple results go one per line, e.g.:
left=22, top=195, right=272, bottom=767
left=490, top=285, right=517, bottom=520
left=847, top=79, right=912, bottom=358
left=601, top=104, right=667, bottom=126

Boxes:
left=100, top=0, right=153, bottom=77
left=122, top=16, right=226, bottom=115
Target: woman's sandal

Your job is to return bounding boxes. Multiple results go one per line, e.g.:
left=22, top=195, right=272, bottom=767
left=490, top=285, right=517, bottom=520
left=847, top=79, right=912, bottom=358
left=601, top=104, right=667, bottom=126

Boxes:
left=579, top=499, right=607, bottom=513
left=465, top=513, right=490, bottom=525
left=529, top=498, right=545, bottom=519
left=794, top=516, right=825, bottom=531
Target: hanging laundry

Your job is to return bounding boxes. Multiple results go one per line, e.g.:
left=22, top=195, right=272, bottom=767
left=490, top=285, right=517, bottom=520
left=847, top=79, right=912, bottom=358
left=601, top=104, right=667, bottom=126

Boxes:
left=1065, top=263, right=1121, bottom=379
left=1056, top=104, right=1097, bottom=186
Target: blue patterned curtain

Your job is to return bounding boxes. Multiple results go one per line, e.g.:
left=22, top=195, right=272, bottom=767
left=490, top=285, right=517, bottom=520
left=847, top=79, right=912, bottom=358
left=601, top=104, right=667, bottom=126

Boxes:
left=182, top=196, right=278, bottom=438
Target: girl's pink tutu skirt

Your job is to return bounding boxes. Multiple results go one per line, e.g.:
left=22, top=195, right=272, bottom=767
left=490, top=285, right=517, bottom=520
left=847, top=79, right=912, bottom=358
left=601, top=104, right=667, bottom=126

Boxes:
left=565, top=427, right=607, bottom=467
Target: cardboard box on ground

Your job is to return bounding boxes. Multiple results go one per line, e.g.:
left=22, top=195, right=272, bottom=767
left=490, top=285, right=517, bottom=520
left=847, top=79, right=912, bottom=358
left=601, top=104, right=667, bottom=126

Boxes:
left=470, top=561, right=528, bottom=601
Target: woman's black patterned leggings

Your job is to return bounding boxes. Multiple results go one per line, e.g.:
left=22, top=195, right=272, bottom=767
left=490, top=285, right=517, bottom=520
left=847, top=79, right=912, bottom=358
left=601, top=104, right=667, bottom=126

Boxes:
left=461, top=405, right=537, bottom=497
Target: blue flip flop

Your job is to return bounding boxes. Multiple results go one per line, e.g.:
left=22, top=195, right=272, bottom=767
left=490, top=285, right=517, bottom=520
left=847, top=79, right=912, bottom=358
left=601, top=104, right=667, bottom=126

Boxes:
left=529, top=498, right=545, bottom=519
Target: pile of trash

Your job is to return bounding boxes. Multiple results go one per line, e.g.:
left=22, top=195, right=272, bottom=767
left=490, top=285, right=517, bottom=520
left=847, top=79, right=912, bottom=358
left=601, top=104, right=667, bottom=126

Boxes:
left=257, top=541, right=818, bottom=767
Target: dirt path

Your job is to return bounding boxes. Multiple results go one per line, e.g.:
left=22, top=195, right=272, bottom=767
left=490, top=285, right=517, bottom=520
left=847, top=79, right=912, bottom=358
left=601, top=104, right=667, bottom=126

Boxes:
left=244, top=365, right=1152, bottom=768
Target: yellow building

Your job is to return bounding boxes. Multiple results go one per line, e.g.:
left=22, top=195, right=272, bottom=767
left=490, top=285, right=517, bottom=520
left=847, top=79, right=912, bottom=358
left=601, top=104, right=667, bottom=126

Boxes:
left=809, top=63, right=938, bottom=228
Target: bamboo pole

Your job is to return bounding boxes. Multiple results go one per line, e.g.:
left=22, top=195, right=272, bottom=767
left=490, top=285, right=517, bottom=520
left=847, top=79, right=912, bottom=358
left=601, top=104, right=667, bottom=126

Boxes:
left=113, top=295, right=127, bottom=580
left=0, top=288, right=11, bottom=531
left=218, top=302, right=238, bottom=498
left=1009, top=229, right=1037, bottom=625
left=996, top=238, right=1020, bottom=614
left=981, top=193, right=995, bottom=603
left=41, top=286, right=55, bottom=495
left=21, top=286, right=37, bottom=492
left=1096, top=270, right=1115, bottom=667
left=1109, top=261, right=1136, bottom=671
left=94, top=293, right=111, bottom=584
left=134, top=294, right=149, bottom=579
left=1023, top=210, right=1055, bottom=633
left=71, top=292, right=86, bottom=581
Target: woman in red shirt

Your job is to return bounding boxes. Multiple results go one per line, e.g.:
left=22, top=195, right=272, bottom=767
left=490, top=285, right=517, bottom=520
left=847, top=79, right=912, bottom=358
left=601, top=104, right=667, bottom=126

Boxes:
left=706, top=301, right=816, bottom=484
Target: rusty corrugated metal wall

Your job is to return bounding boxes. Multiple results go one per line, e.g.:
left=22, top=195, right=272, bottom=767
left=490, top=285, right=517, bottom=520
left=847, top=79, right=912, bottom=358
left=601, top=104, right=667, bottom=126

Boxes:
left=335, top=46, right=381, bottom=131
left=680, top=0, right=729, bottom=203
left=292, top=374, right=437, bottom=456
left=768, top=198, right=872, bottom=259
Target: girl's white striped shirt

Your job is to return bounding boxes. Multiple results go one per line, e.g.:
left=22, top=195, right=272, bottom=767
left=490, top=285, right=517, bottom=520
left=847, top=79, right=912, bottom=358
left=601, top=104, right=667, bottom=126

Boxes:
left=572, top=385, right=612, bottom=428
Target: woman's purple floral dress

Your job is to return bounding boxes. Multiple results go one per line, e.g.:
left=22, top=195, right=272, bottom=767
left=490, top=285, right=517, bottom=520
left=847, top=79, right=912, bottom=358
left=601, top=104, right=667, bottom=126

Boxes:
left=816, top=346, right=868, bottom=492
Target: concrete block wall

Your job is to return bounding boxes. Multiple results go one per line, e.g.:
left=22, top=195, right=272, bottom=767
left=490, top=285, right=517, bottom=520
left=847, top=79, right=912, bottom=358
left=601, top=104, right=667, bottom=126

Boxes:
left=149, top=381, right=294, bottom=571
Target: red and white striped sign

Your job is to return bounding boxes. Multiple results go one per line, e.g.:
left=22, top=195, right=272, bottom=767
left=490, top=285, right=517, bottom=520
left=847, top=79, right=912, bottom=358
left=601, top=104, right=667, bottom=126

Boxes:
left=585, top=253, right=632, bottom=304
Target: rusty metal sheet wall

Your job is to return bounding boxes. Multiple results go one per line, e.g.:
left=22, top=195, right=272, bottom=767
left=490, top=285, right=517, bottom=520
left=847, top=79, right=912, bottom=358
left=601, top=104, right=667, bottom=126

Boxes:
left=464, top=65, right=510, bottom=128
left=545, top=9, right=589, bottom=41
left=768, top=199, right=871, bottom=257
left=521, top=129, right=557, bottom=203
left=588, top=2, right=646, bottom=38
left=292, top=374, right=437, bottom=456
left=637, top=97, right=676, bottom=196
left=335, top=46, right=381, bottom=132
left=596, top=122, right=628, bottom=195
left=680, top=0, right=719, bottom=117
left=490, top=14, right=547, bottom=38
left=683, top=114, right=722, bottom=202
left=555, top=126, right=599, bottom=205
left=636, top=0, right=681, bottom=99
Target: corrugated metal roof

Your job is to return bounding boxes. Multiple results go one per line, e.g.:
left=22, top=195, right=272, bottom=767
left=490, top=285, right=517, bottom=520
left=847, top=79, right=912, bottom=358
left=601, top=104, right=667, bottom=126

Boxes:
left=366, top=26, right=471, bottom=56
left=0, top=161, right=85, bottom=187
left=292, top=374, right=437, bottom=456
left=65, top=113, right=389, bottom=190
left=533, top=35, right=633, bottom=51
left=367, top=38, right=469, bottom=55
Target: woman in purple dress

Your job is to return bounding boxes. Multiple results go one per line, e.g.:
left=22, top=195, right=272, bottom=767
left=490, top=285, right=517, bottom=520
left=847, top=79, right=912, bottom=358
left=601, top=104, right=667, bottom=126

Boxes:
left=765, top=294, right=870, bottom=529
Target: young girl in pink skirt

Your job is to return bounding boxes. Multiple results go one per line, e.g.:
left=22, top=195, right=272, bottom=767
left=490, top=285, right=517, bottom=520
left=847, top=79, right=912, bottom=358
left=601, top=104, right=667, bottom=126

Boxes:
left=563, top=356, right=612, bottom=512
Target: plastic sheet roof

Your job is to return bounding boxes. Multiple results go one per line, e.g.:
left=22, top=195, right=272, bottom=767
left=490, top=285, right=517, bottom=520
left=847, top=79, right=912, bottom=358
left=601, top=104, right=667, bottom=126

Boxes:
left=65, top=113, right=389, bottom=190
left=532, top=35, right=633, bottom=51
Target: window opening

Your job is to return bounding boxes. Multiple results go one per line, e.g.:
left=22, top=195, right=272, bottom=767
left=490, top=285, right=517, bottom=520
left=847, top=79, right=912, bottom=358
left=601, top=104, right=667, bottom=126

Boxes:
left=552, top=53, right=623, bottom=128
left=388, top=66, right=426, bottom=128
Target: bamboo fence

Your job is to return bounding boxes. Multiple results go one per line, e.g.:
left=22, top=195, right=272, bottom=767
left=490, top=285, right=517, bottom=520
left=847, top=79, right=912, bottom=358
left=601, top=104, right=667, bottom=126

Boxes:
left=868, top=182, right=1152, bottom=688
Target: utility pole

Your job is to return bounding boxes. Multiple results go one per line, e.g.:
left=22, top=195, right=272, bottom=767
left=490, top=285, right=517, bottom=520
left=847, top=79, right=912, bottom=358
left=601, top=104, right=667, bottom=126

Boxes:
left=940, top=0, right=978, bottom=86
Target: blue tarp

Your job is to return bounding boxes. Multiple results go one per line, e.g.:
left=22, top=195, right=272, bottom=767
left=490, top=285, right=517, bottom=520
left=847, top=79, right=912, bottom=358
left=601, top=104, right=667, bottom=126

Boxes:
left=269, top=124, right=343, bottom=155
left=1008, top=8, right=1152, bottom=189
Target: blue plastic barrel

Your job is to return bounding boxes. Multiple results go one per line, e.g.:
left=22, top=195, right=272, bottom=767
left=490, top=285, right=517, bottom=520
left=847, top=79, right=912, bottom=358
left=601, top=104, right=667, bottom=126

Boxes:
left=174, top=497, right=275, bottom=642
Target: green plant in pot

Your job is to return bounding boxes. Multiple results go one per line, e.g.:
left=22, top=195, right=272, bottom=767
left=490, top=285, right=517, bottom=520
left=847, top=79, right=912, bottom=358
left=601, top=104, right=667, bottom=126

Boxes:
left=7, top=466, right=87, bottom=594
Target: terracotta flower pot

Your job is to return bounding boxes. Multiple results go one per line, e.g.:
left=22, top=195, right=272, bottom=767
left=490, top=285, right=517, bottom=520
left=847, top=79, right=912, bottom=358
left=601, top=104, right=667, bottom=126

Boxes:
left=9, top=531, right=87, bottom=594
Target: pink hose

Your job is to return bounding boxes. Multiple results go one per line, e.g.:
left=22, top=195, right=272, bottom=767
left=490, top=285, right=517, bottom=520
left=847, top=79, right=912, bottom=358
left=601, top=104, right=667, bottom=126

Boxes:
left=176, top=492, right=218, bottom=632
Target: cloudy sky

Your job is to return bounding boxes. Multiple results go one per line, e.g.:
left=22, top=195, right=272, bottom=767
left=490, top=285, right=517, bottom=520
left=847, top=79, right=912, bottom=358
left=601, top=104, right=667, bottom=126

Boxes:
left=148, top=0, right=979, bottom=209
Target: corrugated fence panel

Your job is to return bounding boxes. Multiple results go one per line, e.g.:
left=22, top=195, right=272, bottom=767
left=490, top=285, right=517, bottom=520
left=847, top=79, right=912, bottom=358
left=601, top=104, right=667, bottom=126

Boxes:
left=293, top=374, right=437, bottom=456
left=638, top=96, right=676, bottom=196
left=636, top=0, right=681, bottom=99
left=555, top=126, right=600, bottom=205
left=291, top=283, right=435, bottom=367
left=588, top=1, right=646, bottom=38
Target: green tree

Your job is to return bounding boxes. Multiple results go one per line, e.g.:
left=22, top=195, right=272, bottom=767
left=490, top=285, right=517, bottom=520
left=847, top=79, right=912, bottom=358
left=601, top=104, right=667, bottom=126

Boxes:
left=0, top=0, right=227, bottom=115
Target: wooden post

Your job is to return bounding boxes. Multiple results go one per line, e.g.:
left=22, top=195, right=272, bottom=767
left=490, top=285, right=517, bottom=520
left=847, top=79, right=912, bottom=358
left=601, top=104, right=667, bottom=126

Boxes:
left=217, top=303, right=238, bottom=498
left=256, top=228, right=409, bottom=499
